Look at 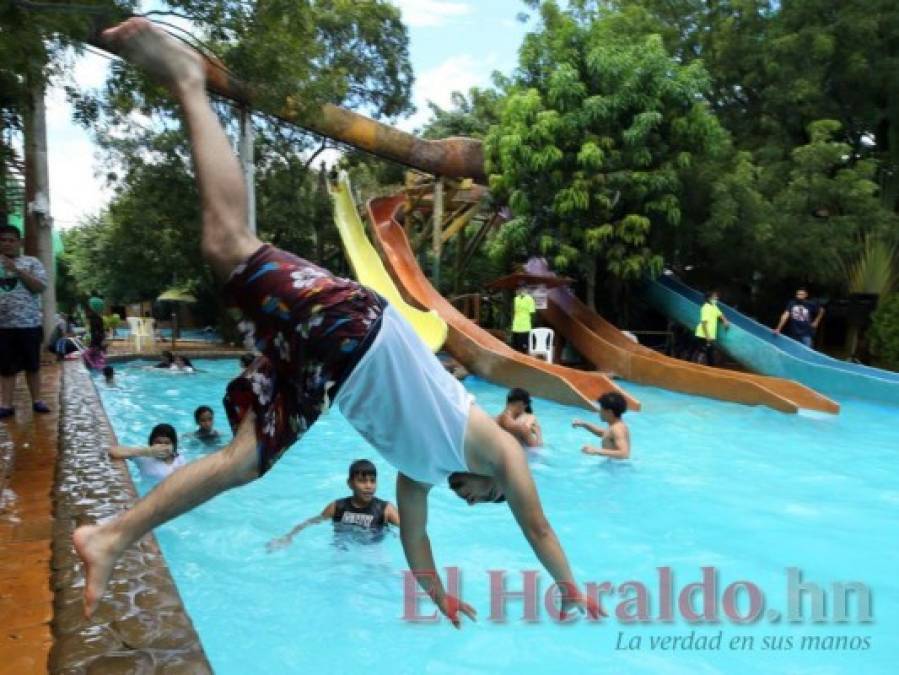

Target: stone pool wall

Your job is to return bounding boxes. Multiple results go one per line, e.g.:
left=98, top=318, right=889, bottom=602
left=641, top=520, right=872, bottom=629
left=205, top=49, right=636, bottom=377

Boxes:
left=50, top=362, right=211, bottom=673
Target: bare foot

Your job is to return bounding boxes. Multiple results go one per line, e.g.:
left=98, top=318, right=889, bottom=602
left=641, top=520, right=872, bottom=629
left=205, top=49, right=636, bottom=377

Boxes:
left=73, top=524, right=124, bottom=619
left=101, top=17, right=205, bottom=96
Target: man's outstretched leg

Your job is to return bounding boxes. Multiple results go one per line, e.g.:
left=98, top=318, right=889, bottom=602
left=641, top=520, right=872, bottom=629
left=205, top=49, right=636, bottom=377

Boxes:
left=74, top=412, right=259, bottom=617
left=101, top=17, right=260, bottom=280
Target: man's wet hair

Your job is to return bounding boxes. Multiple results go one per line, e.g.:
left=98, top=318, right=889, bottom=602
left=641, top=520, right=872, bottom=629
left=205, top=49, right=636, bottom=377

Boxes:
left=0, top=224, right=21, bottom=238
left=598, top=392, right=627, bottom=418
left=148, top=423, right=178, bottom=455
left=194, top=405, right=213, bottom=422
left=102, top=365, right=114, bottom=380
left=447, top=472, right=506, bottom=503
left=348, top=459, right=377, bottom=480
left=507, top=387, right=533, bottom=414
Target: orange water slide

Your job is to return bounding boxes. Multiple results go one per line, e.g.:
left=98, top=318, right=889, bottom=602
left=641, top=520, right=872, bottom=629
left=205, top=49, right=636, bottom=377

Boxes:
left=366, top=195, right=640, bottom=412
left=525, top=260, right=838, bottom=414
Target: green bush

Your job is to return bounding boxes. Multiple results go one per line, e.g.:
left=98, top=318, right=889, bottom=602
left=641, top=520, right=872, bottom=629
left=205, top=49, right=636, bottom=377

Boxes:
left=102, top=313, right=122, bottom=334
left=869, top=294, right=899, bottom=370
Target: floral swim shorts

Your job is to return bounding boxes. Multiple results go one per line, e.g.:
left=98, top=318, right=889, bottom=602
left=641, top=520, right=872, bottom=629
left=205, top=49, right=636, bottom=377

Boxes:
left=221, top=244, right=385, bottom=475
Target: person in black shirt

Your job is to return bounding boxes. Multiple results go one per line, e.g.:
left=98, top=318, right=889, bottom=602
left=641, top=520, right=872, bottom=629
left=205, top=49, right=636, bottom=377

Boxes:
left=154, top=350, right=175, bottom=368
left=267, top=459, right=400, bottom=551
left=773, top=288, right=824, bottom=348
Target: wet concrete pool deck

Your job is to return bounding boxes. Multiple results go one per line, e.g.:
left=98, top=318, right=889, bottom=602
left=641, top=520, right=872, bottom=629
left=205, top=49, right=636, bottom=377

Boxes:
left=0, top=364, right=57, bottom=674
left=0, top=349, right=244, bottom=673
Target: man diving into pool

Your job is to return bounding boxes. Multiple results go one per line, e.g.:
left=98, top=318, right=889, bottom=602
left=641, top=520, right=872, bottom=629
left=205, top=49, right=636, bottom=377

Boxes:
left=73, top=18, right=601, bottom=628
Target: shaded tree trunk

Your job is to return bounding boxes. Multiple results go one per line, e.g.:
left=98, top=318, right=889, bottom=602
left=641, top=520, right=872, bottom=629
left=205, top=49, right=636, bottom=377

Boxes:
left=23, top=77, right=56, bottom=346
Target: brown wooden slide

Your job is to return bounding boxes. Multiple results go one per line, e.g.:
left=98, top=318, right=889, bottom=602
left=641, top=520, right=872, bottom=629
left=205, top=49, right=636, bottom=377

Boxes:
left=524, top=259, right=839, bottom=414
left=366, top=195, right=640, bottom=412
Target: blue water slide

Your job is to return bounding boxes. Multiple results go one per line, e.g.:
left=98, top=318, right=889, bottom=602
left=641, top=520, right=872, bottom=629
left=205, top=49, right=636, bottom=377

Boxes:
left=644, top=273, right=899, bottom=406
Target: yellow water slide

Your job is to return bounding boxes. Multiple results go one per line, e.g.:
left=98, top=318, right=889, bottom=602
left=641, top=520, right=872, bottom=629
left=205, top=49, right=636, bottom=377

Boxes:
left=330, top=172, right=447, bottom=352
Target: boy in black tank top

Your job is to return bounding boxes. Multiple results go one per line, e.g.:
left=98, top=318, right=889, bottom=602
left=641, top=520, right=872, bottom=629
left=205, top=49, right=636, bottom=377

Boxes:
left=267, top=460, right=400, bottom=551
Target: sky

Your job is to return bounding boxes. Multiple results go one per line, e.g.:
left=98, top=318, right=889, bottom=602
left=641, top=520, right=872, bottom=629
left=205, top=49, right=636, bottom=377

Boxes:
left=43, top=0, right=531, bottom=230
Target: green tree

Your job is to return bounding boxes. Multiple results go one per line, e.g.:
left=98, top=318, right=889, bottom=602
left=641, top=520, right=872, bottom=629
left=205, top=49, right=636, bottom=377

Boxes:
left=1, top=0, right=132, bottom=209
left=870, top=294, right=899, bottom=370
left=485, top=2, right=726, bottom=309
left=72, top=0, right=414, bottom=130
left=60, top=0, right=415, bottom=328
left=420, top=86, right=504, bottom=140
left=700, top=121, right=898, bottom=287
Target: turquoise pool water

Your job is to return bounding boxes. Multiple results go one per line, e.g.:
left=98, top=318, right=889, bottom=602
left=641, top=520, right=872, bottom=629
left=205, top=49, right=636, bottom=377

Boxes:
left=96, top=360, right=899, bottom=674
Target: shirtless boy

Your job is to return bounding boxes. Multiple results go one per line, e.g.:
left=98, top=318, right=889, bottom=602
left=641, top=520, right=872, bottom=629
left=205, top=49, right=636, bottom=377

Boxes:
left=572, top=392, right=631, bottom=460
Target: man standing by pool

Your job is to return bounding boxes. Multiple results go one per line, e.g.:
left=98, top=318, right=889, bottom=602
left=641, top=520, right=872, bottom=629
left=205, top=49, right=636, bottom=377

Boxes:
left=773, top=287, right=823, bottom=349
left=693, top=290, right=730, bottom=366
left=74, top=18, right=600, bottom=627
left=0, top=223, right=51, bottom=419
left=510, top=282, right=536, bottom=352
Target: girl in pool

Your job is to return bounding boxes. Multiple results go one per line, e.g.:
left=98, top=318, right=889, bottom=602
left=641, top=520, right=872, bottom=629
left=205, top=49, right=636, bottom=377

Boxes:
left=108, top=423, right=186, bottom=480
left=151, top=351, right=195, bottom=373
left=74, top=18, right=600, bottom=628
left=172, top=354, right=195, bottom=372
left=187, top=405, right=221, bottom=445
left=496, top=388, right=543, bottom=447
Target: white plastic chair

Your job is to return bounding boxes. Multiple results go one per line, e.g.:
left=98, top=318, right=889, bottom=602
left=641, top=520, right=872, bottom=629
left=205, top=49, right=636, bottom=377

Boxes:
left=528, top=327, right=555, bottom=363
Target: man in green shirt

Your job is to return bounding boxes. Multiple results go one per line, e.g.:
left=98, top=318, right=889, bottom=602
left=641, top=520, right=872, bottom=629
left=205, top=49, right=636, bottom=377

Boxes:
left=693, top=290, right=730, bottom=366
left=511, top=284, right=536, bottom=352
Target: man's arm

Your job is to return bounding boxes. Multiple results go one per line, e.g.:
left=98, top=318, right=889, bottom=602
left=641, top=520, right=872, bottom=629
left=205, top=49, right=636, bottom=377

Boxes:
left=267, top=502, right=335, bottom=552
left=1, top=256, right=46, bottom=293
left=490, top=442, right=598, bottom=617
left=718, top=309, right=730, bottom=330
left=812, top=306, right=824, bottom=329
left=572, top=419, right=604, bottom=438
left=109, top=445, right=171, bottom=460
left=385, top=502, right=401, bottom=527
left=396, top=473, right=475, bottom=628
left=528, top=418, right=543, bottom=447
left=773, top=310, right=789, bottom=334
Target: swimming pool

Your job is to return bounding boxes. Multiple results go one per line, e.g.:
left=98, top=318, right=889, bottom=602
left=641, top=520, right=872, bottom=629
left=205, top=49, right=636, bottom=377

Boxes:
left=96, top=360, right=899, bottom=674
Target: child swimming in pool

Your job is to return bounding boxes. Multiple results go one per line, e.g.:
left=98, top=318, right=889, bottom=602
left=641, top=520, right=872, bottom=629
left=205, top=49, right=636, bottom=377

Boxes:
left=108, top=423, right=186, bottom=480
left=496, top=388, right=543, bottom=448
left=186, top=405, right=221, bottom=445
left=572, top=392, right=631, bottom=460
left=267, top=459, right=400, bottom=551
left=73, top=18, right=600, bottom=629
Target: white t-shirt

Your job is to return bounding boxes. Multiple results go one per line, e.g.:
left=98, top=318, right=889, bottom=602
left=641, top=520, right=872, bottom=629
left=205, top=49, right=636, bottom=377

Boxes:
left=134, top=454, right=186, bottom=480
left=0, top=255, right=47, bottom=328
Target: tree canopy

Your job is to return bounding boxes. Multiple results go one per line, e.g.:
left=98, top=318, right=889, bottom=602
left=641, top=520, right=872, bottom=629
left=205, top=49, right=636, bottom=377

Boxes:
left=55, top=0, right=415, bottom=320
left=484, top=4, right=727, bottom=307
